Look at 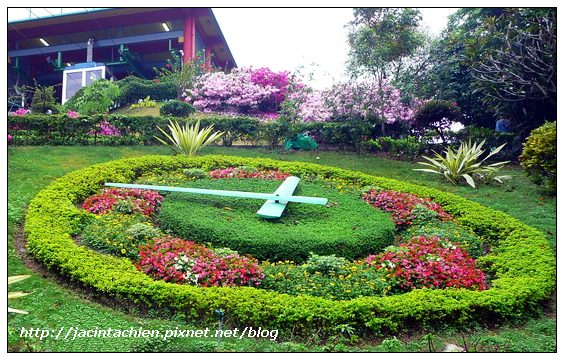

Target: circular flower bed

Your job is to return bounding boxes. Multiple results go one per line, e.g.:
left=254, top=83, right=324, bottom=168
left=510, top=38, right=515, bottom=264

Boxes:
left=24, top=155, right=555, bottom=338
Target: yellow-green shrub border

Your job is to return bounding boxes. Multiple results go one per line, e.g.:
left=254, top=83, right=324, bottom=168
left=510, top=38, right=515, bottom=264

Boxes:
left=24, top=155, right=555, bottom=337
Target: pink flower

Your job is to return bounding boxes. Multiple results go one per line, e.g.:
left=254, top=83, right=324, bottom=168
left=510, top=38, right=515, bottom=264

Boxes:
left=11, top=108, right=30, bottom=117
left=66, top=110, right=79, bottom=118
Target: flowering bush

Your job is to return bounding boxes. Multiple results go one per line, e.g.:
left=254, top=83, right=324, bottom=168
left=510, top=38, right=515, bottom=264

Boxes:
left=189, top=68, right=280, bottom=114
left=249, top=67, right=290, bottom=108
left=209, top=167, right=290, bottom=180
left=81, top=213, right=161, bottom=260
left=261, top=259, right=389, bottom=300
left=66, top=110, right=79, bottom=118
left=8, top=134, right=13, bottom=142
left=284, top=78, right=422, bottom=124
left=88, top=120, right=121, bottom=137
left=11, top=108, right=30, bottom=116
left=363, top=189, right=451, bottom=227
left=83, top=188, right=163, bottom=217
left=325, top=80, right=420, bottom=124
left=366, top=236, right=487, bottom=291
left=137, top=236, right=264, bottom=287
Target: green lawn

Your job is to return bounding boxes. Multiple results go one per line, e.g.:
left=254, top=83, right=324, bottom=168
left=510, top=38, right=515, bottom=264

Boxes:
left=8, top=145, right=556, bottom=352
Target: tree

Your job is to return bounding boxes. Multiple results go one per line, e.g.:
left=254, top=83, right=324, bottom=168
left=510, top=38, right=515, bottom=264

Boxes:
left=30, top=83, right=59, bottom=114
left=466, top=8, right=556, bottom=133
left=65, top=79, right=120, bottom=115
left=347, top=8, right=424, bottom=134
left=154, top=51, right=207, bottom=99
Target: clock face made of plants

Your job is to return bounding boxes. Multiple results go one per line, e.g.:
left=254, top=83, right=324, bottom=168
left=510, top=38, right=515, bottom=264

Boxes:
left=105, top=176, right=328, bottom=219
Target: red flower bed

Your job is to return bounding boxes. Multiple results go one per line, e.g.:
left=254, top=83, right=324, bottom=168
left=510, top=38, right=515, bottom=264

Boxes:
left=137, top=236, right=264, bottom=287
left=363, top=189, right=451, bottom=227
left=366, top=236, right=486, bottom=291
left=209, top=167, right=290, bottom=180
left=82, top=188, right=164, bottom=217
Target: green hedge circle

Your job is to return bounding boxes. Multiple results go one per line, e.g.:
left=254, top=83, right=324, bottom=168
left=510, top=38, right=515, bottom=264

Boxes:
left=158, top=178, right=396, bottom=262
left=25, top=155, right=555, bottom=337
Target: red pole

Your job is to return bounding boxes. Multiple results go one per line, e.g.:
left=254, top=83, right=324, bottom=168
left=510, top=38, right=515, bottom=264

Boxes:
left=183, top=16, right=195, bottom=63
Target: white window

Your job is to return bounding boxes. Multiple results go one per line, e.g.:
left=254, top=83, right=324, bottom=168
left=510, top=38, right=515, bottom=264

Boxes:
left=62, top=65, right=106, bottom=104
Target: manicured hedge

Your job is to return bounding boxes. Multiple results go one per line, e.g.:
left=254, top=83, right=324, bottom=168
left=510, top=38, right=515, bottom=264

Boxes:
left=8, top=114, right=370, bottom=150
left=158, top=178, right=396, bottom=262
left=24, top=155, right=555, bottom=338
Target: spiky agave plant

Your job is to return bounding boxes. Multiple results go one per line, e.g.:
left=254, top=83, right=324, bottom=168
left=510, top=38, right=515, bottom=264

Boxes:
left=8, top=275, right=32, bottom=314
left=414, top=139, right=511, bottom=188
left=156, top=120, right=224, bottom=156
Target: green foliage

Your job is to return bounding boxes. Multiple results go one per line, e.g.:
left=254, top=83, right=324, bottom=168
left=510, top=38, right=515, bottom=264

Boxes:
left=156, top=120, right=224, bottom=156
left=158, top=178, right=396, bottom=262
left=65, top=79, right=121, bottom=115
left=415, top=139, right=511, bottom=187
left=23, top=155, right=555, bottom=338
left=454, top=125, right=517, bottom=160
left=153, top=51, right=207, bottom=99
left=347, top=8, right=424, bottom=78
left=305, top=253, right=348, bottom=274
left=366, top=136, right=422, bottom=160
left=114, top=75, right=176, bottom=105
left=261, top=259, right=389, bottom=300
left=520, top=122, right=556, bottom=194
left=159, top=100, right=195, bottom=117
left=403, top=221, right=484, bottom=258
left=130, top=96, right=157, bottom=109
left=182, top=168, right=208, bottom=180
left=81, top=213, right=161, bottom=261
left=413, top=100, right=462, bottom=142
left=30, top=84, right=59, bottom=114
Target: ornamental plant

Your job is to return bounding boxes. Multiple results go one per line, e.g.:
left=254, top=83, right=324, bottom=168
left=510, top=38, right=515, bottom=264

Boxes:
left=11, top=108, right=30, bottom=116
left=81, top=213, right=161, bottom=261
left=65, top=79, right=120, bottom=115
left=363, top=189, right=451, bottom=227
left=159, top=100, right=195, bottom=117
left=89, top=121, right=121, bottom=137
left=82, top=188, right=164, bottom=217
left=249, top=67, right=290, bottom=110
left=412, top=100, right=461, bottom=143
left=414, top=139, right=512, bottom=188
left=66, top=110, right=79, bottom=118
left=8, top=275, right=32, bottom=314
left=209, top=166, right=290, bottom=180
left=189, top=68, right=280, bottom=114
left=156, top=120, right=224, bottom=156
left=137, top=236, right=264, bottom=287
left=366, top=236, right=487, bottom=292
left=261, top=259, right=388, bottom=300
left=325, top=80, right=420, bottom=124
left=519, top=122, right=556, bottom=194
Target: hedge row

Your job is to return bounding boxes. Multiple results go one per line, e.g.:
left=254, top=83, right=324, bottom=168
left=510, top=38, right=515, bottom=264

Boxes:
left=24, top=155, right=555, bottom=338
left=8, top=114, right=371, bottom=150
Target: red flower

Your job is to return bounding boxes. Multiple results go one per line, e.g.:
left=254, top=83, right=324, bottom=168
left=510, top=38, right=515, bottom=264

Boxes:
left=363, top=190, right=451, bottom=227
left=366, top=236, right=486, bottom=291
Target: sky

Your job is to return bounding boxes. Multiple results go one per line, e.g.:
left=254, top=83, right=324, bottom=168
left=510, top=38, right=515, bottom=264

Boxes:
left=8, top=7, right=457, bottom=89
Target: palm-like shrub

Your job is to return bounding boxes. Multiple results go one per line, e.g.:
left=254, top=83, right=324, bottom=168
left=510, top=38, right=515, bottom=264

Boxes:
left=8, top=275, right=32, bottom=314
left=156, top=120, right=223, bottom=156
left=414, top=139, right=511, bottom=188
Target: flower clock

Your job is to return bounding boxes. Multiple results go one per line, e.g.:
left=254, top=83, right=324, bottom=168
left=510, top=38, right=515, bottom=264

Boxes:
left=24, top=155, right=555, bottom=339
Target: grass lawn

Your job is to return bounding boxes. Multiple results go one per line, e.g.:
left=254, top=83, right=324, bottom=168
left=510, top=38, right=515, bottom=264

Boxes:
left=7, top=145, right=556, bottom=352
